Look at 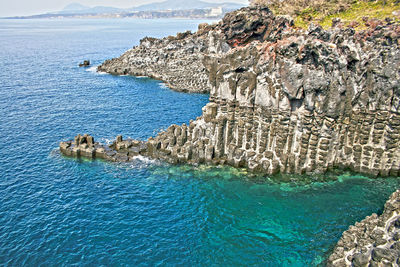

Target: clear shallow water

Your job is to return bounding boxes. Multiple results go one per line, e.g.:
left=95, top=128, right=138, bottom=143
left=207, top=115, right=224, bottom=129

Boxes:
left=0, top=18, right=399, bottom=266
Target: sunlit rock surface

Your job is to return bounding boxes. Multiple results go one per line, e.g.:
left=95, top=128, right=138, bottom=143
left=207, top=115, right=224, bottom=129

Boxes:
left=73, top=6, right=400, bottom=176
left=327, top=190, right=400, bottom=266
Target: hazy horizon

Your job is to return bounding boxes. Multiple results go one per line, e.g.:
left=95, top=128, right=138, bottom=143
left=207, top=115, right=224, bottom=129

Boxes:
left=0, top=0, right=248, bottom=17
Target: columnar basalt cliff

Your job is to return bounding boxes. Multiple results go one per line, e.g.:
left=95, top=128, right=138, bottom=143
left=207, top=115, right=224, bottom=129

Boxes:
left=60, top=6, right=400, bottom=265
left=69, top=6, right=400, bottom=176
left=327, top=190, right=400, bottom=266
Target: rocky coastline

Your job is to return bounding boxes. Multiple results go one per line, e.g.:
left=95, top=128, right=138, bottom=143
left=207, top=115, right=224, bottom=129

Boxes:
left=61, top=5, right=400, bottom=265
left=97, top=7, right=292, bottom=93
left=327, top=190, right=400, bottom=266
left=95, top=6, right=400, bottom=177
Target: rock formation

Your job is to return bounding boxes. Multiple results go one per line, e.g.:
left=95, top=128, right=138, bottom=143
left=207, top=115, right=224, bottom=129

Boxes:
left=60, top=134, right=148, bottom=162
left=79, top=60, right=90, bottom=67
left=61, top=7, right=400, bottom=264
left=327, top=190, right=400, bottom=266
left=66, top=6, right=400, bottom=177
left=97, top=7, right=292, bottom=93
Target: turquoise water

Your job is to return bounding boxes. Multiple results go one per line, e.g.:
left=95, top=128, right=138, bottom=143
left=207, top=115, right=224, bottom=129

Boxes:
left=0, top=18, right=399, bottom=266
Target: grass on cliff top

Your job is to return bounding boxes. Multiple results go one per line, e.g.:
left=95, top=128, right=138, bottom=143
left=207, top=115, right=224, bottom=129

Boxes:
left=299, top=0, right=400, bottom=29
left=252, top=0, right=400, bottom=29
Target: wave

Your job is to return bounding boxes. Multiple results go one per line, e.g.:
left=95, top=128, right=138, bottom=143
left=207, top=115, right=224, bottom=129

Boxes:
left=98, top=137, right=114, bottom=145
left=85, top=65, right=107, bottom=75
left=131, top=155, right=157, bottom=164
left=159, top=83, right=169, bottom=89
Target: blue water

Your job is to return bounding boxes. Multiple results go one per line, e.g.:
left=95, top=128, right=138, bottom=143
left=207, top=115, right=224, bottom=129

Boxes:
left=0, top=18, right=399, bottom=266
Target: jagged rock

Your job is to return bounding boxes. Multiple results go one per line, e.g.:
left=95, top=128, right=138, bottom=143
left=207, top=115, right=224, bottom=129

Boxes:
left=327, top=190, right=400, bottom=266
left=60, top=134, right=149, bottom=162
left=97, top=7, right=292, bottom=93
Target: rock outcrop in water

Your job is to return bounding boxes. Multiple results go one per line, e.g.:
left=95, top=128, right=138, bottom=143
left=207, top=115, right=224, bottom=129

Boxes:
left=60, top=134, right=149, bottom=162
left=327, top=190, right=400, bottom=266
left=79, top=60, right=90, bottom=67
left=65, top=6, right=400, bottom=177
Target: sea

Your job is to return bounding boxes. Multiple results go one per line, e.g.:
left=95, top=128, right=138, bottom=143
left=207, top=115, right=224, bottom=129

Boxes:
left=0, top=18, right=399, bottom=266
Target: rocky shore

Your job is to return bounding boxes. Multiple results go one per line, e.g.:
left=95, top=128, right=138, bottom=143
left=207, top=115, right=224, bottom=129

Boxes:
left=327, top=190, right=400, bottom=266
left=61, top=6, right=400, bottom=264
left=95, top=6, right=400, bottom=177
left=97, top=7, right=292, bottom=93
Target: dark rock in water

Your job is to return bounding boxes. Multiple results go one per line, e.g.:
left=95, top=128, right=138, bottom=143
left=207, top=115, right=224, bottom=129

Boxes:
left=79, top=60, right=90, bottom=67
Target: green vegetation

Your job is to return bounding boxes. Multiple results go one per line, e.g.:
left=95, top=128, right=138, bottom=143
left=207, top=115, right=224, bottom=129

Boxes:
left=250, top=0, right=400, bottom=29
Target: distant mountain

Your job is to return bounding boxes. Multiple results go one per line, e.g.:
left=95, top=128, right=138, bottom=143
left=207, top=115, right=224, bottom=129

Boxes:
left=56, top=3, right=124, bottom=14
left=62, top=3, right=89, bottom=11
left=132, top=0, right=245, bottom=11
left=4, top=0, right=247, bottom=19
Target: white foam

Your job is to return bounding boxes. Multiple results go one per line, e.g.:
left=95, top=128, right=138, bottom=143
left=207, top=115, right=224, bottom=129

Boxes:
left=121, top=155, right=161, bottom=170
left=85, top=65, right=107, bottom=75
left=131, top=155, right=157, bottom=164
left=99, top=138, right=114, bottom=145
left=159, top=83, right=169, bottom=89
left=85, top=65, right=98, bottom=73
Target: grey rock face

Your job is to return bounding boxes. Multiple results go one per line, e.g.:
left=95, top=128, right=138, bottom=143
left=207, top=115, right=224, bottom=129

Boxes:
left=327, top=190, right=400, bottom=266
left=98, top=32, right=212, bottom=93
left=71, top=7, right=400, bottom=177
left=141, top=18, right=400, bottom=177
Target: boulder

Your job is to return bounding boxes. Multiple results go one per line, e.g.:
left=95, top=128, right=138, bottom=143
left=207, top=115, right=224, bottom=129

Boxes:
left=79, top=60, right=90, bottom=67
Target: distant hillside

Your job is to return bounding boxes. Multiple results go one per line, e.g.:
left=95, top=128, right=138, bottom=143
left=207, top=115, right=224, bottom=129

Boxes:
left=132, top=0, right=245, bottom=11
left=56, top=3, right=124, bottom=15
left=3, top=0, right=247, bottom=19
left=57, top=0, right=245, bottom=14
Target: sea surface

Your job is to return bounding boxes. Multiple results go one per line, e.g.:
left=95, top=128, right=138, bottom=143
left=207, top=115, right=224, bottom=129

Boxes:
left=0, top=18, right=399, bottom=266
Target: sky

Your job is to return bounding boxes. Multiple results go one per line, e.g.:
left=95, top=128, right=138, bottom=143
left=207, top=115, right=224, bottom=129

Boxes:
left=0, top=0, right=248, bottom=17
